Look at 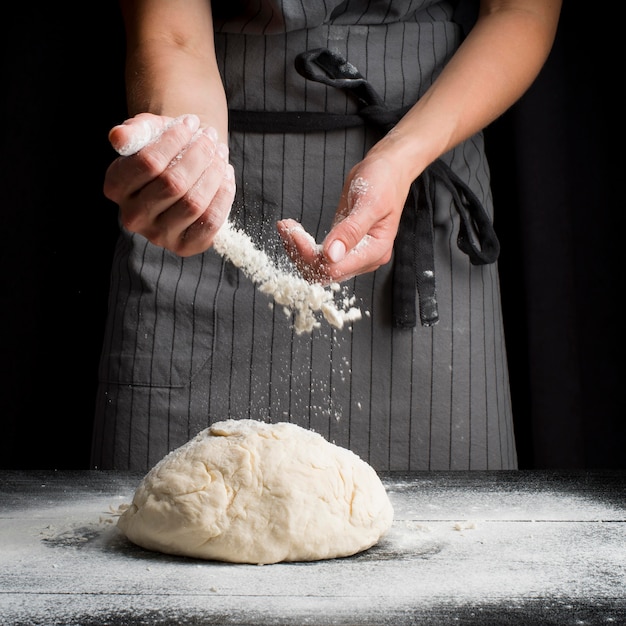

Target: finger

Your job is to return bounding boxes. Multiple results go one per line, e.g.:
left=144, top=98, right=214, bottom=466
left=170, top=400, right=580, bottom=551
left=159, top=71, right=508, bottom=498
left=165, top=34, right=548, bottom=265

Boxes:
left=104, top=115, right=202, bottom=202
left=322, top=176, right=380, bottom=263
left=121, top=127, right=224, bottom=233
left=323, top=234, right=392, bottom=282
left=276, top=219, right=328, bottom=282
left=276, top=219, right=320, bottom=262
left=144, top=141, right=231, bottom=251
left=110, top=113, right=199, bottom=156
left=172, top=164, right=237, bottom=256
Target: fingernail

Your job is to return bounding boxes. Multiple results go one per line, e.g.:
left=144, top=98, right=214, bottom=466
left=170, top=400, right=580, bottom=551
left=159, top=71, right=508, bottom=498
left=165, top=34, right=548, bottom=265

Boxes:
left=327, top=240, right=346, bottom=263
left=183, top=114, right=201, bottom=132
left=217, top=142, right=229, bottom=159
left=203, top=126, right=219, bottom=142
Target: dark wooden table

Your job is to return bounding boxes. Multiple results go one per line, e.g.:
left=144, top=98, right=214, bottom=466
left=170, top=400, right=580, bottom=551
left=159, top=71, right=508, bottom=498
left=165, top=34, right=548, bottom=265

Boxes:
left=1, top=470, right=624, bottom=625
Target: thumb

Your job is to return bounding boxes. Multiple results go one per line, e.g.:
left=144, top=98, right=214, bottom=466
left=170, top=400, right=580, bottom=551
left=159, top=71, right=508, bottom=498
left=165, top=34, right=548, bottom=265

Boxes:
left=109, top=113, right=199, bottom=156
left=323, top=176, right=377, bottom=262
left=322, top=216, right=371, bottom=263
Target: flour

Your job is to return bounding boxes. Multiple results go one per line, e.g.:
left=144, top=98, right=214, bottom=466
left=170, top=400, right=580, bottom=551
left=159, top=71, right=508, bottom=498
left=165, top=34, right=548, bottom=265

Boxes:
left=115, top=119, right=159, bottom=156
left=212, top=223, right=362, bottom=334
left=116, top=116, right=363, bottom=334
left=3, top=473, right=625, bottom=625
left=348, top=175, right=371, bottom=200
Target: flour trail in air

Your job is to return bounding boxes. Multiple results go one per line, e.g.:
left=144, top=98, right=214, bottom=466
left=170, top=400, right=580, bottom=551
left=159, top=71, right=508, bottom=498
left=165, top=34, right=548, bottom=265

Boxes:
left=213, top=223, right=362, bottom=334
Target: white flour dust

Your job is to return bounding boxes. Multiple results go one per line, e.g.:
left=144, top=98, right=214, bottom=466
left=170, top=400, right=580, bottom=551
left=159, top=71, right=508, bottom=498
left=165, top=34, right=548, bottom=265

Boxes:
left=3, top=478, right=625, bottom=626
left=212, top=223, right=362, bottom=334
left=115, top=119, right=158, bottom=156
left=117, top=118, right=363, bottom=334
left=348, top=175, right=371, bottom=201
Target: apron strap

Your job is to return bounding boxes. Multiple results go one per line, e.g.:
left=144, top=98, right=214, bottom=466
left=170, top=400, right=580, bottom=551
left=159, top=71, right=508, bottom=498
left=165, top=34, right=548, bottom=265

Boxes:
left=228, top=48, right=500, bottom=327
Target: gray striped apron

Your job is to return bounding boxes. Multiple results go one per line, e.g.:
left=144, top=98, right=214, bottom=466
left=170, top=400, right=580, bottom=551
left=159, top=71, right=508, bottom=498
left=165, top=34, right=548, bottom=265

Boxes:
left=91, top=0, right=517, bottom=472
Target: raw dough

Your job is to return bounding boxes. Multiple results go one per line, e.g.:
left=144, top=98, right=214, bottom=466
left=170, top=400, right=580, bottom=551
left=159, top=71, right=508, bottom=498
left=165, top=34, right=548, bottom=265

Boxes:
left=117, top=419, right=394, bottom=565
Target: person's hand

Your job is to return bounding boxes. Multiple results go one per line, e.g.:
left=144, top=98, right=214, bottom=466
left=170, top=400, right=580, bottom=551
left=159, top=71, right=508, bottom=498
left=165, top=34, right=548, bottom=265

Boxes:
left=277, top=152, right=411, bottom=284
left=103, top=113, right=235, bottom=256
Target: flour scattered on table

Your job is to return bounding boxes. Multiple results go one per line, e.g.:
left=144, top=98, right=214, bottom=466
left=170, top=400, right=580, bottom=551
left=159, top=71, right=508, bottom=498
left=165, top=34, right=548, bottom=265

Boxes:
left=117, top=419, right=393, bottom=565
left=453, top=520, right=478, bottom=531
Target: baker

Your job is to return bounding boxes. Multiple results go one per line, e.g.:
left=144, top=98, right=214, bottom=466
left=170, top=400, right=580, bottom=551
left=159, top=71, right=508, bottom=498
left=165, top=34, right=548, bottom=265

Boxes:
left=91, top=0, right=562, bottom=472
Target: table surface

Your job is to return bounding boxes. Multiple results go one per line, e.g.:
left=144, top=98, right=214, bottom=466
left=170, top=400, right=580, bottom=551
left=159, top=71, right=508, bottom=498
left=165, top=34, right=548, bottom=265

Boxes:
left=1, top=470, right=625, bottom=626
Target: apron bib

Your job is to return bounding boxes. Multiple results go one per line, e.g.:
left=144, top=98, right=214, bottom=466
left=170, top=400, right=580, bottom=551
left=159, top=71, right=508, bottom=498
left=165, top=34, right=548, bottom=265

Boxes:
left=91, top=0, right=517, bottom=472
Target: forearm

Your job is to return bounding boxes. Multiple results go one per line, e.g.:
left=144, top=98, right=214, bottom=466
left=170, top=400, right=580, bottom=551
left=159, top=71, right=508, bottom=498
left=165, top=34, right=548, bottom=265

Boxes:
left=120, top=0, right=228, bottom=142
left=371, top=0, right=562, bottom=185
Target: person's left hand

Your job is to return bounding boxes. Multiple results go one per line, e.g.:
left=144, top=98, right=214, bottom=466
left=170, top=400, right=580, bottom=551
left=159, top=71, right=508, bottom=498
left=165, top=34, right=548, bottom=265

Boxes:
left=104, top=113, right=235, bottom=257
left=277, top=153, right=411, bottom=284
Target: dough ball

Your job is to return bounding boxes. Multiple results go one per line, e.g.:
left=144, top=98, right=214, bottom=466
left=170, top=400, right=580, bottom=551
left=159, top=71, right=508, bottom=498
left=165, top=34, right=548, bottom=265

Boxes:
left=117, top=419, right=394, bottom=564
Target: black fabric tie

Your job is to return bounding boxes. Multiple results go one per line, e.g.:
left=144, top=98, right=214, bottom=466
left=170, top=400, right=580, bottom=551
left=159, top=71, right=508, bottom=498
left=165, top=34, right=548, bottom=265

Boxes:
left=229, top=48, right=500, bottom=327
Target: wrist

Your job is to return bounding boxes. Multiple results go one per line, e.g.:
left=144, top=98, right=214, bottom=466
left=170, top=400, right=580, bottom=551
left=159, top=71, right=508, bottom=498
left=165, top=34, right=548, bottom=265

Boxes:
left=366, top=128, right=437, bottom=188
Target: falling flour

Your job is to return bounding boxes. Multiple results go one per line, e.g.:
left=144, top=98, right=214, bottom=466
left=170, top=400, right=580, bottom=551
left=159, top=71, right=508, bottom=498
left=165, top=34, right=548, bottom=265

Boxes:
left=213, top=223, right=362, bottom=333
left=116, top=117, right=362, bottom=334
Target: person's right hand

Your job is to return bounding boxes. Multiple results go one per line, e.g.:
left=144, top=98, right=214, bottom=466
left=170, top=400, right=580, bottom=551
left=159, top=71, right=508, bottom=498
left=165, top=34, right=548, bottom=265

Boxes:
left=103, top=113, right=235, bottom=256
left=277, top=148, right=411, bottom=284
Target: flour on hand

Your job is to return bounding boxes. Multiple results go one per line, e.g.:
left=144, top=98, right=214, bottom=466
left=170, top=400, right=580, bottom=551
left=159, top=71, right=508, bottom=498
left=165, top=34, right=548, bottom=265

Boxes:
left=117, top=420, right=394, bottom=565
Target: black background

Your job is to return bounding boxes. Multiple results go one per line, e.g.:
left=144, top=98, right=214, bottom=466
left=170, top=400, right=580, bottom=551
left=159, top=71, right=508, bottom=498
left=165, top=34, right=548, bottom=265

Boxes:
left=1, top=3, right=623, bottom=469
